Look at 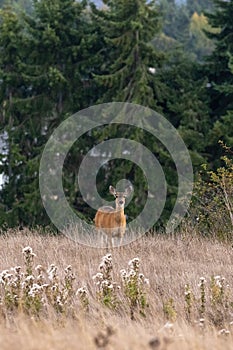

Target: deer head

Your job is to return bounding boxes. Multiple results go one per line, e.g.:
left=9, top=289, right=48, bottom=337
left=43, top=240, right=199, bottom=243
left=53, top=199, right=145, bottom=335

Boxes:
left=109, top=185, right=133, bottom=210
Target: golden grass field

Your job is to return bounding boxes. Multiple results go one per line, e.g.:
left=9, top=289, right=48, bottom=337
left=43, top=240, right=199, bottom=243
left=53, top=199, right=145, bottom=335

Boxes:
left=0, top=228, right=233, bottom=349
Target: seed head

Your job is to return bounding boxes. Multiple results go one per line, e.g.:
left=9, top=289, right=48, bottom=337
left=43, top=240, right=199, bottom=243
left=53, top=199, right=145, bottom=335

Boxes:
left=129, top=257, right=140, bottom=270
left=13, top=266, right=22, bottom=274
left=22, top=246, right=36, bottom=258
left=93, top=272, right=103, bottom=281
left=65, top=265, right=72, bottom=273
left=76, top=286, right=88, bottom=296
left=199, top=277, right=206, bottom=283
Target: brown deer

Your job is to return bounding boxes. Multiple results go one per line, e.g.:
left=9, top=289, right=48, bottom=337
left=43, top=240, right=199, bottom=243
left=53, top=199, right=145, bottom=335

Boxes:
left=94, top=185, right=132, bottom=248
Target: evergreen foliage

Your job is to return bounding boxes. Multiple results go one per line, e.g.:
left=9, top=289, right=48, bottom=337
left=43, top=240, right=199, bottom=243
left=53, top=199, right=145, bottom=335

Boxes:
left=158, top=50, right=211, bottom=166
left=186, top=0, right=214, bottom=16
left=158, top=0, right=215, bottom=62
left=0, top=0, right=232, bottom=232
left=0, top=1, right=91, bottom=227
left=0, top=6, right=45, bottom=227
left=188, top=12, right=215, bottom=61
left=87, top=0, right=167, bottom=222
left=204, top=0, right=233, bottom=161
left=92, top=0, right=164, bottom=107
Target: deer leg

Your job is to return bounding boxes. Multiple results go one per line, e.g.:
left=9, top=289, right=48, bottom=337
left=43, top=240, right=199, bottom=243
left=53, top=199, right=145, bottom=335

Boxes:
left=96, top=228, right=101, bottom=247
left=96, top=229, right=107, bottom=248
left=107, top=231, right=113, bottom=249
left=100, top=230, right=106, bottom=248
left=119, top=228, right=125, bottom=246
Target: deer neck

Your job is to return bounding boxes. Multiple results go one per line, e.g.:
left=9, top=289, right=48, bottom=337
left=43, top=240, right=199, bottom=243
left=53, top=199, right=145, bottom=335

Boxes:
left=115, top=206, right=124, bottom=214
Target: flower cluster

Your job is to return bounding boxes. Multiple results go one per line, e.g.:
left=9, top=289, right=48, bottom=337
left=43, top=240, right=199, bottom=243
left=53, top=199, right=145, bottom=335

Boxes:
left=23, top=246, right=36, bottom=276
left=210, top=275, right=226, bottom=305
left=0, top=249, right=152, bottom=321
left=184, top=284, right=193, bottom=320
left=182, top=275, right=233, bottom=327
left=120, top=257, right=149, bottom=320
left=76, top=286, right=89, bottom=309
left=198, top=277, right=206, bottom=318
left=0, top=246, right=87, bottom=317
left=93, top=254, right=119, bottom=309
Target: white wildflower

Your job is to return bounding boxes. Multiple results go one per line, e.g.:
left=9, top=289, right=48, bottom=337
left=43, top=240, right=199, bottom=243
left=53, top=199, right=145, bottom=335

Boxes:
left=51, top=284, right=58, bottom=292
left=100, top=254, right=112, bottom=269
left=198, top=277, right=207, bottom=287
left=120, top=269, right=127, bottom=278
left=163, top=322, right=173, bottom=330
left=199, top=318, right=205, bottom=327
left=22, top=246, right=36, bottom=257
left=25, top=275, right=34, bottom=282
left=214, top=275, right=221, bottom=280
left=218, top=329, right=230, bottom=336
left=93, top=272, right=103, bottom=281
left=216, top=279, right=222, bottom=288
left=103, top=253, right=112, bottom=262
left=199, top=277, right=206, bottom=283
left=0, top=271, right=13, bottom=284
left=35, top=265, right=43, bottom=273
left=128, top=257, right=140, bottom=269
left=76, top=286, right=88, bottom=296
left=56, top=296, right=63, bottom=307
left=101, top=280, right=110, bottom=288
left=37, top=274, right=45, bottom=283
left=1, top=270, right=9, bottom=276
left=28, top=283, right=43, bottom=297
left=65, top=265, right=72, bottom=273
left=13, top=266, right=21, bottom=274
left=47, top=264, right=58, bottom=280
left=22, top=246, right=33, bottom=254
left=128, top=269, right=136, bottom=278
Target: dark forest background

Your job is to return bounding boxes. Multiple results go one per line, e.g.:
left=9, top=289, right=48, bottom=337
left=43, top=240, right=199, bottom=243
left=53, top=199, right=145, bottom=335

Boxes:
left=0, top=0, right=232, bottom=234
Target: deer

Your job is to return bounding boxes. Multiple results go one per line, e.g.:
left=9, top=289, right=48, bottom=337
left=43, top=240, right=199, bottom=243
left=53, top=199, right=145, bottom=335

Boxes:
left=94, top=185, right=132, bottom=248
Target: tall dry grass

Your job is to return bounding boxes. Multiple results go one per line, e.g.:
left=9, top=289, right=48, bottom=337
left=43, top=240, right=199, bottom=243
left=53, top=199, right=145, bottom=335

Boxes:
left=0, top=228, right=233, bottom=349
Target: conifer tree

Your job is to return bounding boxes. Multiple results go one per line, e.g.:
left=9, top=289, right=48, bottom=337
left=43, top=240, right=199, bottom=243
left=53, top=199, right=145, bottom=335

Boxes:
left=205, top=0, right=233, bottom=158
left=26, top=0, right=88, bottom=122
left=158, top=50, right=211, bottom=167
left=0, top=6, right=46, bottom=226
left=205, top=0, right=233, bottom=116
left=186, top=0, right=213, bottom=16
left=88, top=0, right=167, bottom=223
left=0, top=1, right=90, bottom=227
left=159, top=0, right=190, bottom=45
left=92, top=0, right=164, bottom=108
left=187, top=12, right=215, bottom=61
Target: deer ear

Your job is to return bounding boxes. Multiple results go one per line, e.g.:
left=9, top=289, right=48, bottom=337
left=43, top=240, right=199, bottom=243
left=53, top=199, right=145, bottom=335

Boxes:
left=125, top=185, right=133, bottom=197
left=109, top=185, right=116, bottom=196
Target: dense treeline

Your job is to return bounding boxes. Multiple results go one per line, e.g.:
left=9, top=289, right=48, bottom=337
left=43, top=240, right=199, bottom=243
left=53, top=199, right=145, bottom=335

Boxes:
left=0, top=0, right=232, bottom=231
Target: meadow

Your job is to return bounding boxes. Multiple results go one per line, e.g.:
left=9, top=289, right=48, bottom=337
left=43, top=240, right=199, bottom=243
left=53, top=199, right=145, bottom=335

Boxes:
left=0, top=227, right=233, bottom=350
